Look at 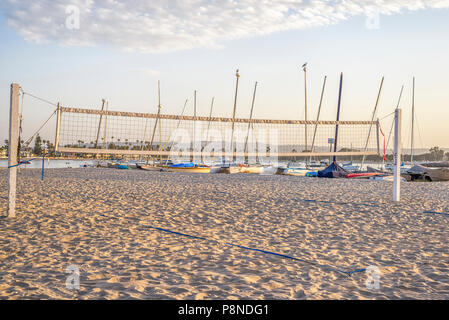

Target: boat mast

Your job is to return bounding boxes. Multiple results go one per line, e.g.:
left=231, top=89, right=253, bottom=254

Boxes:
left=333, top=72, right=343, bottom=163
left=411, top=77, right=415, bottom=164
left=360, top=76, right=384, bottom=170
left=302, top=63, right=308, bottom=165
left=193, top=89, right=197, bottom=160
left=386, top=86, right=404, bottom=150
left=163, top=99, right=188, bottom=162
left=94, top=99, right=106, bottom=149
left=148, top=81, right=162, bottom=163
left=205, top=97, right=215, bottom=148
left=309, top=75, right=327, bottom=163
left=201, top=96, right=214, bottom=163
left=158, top=81, right=163, bottom=163
left=150, top=80, right=162, bottom=150
left=103, top=100, right=109, bottom=150
left=231, top=69, right=240, bottom=163
left=244, top=81, right=258, bottom=160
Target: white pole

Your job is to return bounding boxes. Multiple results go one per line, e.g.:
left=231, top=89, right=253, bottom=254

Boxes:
left=8, top=83, right=20, bottom=218
left=393, top=108, right=402, bottom=202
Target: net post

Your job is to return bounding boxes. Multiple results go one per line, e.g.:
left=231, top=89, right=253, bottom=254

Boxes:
left=7, top=83, right=20, bottom=218
left=393, top=108, right=402, bottom=202
left=376, top=119, right=380, bottom=155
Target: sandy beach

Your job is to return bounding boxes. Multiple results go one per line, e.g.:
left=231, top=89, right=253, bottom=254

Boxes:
left=0, top=168, right=448, bottom=299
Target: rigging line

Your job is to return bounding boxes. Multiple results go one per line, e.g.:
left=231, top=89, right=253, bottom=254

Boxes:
left=377, top=112, right=394, bottom=155
left=21, top=90, right=58, bottom=107
left=415, top=112, right=425, bottom=151
left=23, top=108, right=58, bottom=147
left=379, top=111, right=395, bottom=121
left=386, top=85, right=405, bottom=154
left=385, top=116, right=395, bottom=154
left=162, top=99, right=189, bottom=153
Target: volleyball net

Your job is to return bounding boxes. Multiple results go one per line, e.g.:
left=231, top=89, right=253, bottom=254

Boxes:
left=55, top=106, right=381, bottom=163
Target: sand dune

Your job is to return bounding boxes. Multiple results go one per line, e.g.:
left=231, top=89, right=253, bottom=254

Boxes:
left=0, top=168, right=448, bottom=299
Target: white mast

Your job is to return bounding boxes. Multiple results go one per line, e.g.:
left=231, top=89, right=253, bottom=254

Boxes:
left=411, top=77, right=415, bottom=164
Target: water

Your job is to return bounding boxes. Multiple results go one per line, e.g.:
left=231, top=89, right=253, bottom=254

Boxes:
left=0, top=159, right=95, bottom=169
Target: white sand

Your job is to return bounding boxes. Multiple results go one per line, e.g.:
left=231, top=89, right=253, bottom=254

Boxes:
left=0, top=168, right=448, bottom=299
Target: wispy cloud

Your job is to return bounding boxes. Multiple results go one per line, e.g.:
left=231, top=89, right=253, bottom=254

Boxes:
left=2, top=0, right=449, bottom=53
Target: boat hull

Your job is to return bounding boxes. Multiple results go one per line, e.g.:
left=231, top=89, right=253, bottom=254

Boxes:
left=140, top=165, right=167, bottom=172
left=369, top=175, right=407, bottom=182
left=240, top=166, right=264, bottom=174
left=220, top=166, right=242, bottom=174
left=283, top=168, right=309, bottom=176
left=168, top=167, right=211, bottom=173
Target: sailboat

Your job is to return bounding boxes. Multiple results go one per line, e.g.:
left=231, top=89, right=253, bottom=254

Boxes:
left=283, top=167, right=310, bottom=176
left=167, top=162, right=211, bottom=173
left=318, top=73, right=349, bottom=178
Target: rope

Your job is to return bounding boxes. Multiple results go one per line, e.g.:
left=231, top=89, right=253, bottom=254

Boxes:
left=21, top=90, right=58, bottom=107
left=144, top=224, right=368, bottom=277
left=7, top=158, right=39, bottom=169
left=93, top=210, right=449, bottom=278
left=379, top=111, right=395, bottom=121
left=423, top=211, right=449, bottom=217
left=379, top=125, right=386, bottom=161
left=23, top=108, right=57, bottom=147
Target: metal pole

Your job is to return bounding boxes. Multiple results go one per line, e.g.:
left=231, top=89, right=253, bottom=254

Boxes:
left=393, top=108, right=402, bottom=202
left=158, top=81, right=163, bottom=163
left=333, top=73, right=343, bottom=163
left=94, top=99, right=106, bottom=149
left=205, top=97, right=215, bottom=144
left=54, top=103, right=61, bottom=152
left=193, top=89, right=197, bottom=153
left=41, top=149, right=46, bottom=181
left=411, top=77, right=415, bottom=164
left=103, top=101, right=109, bottom=149
left=303, top=65, right=308, bottom=163
left=361, top=76, right=384, bottom=170
left=150, top=81, right=162, bottom=150
left=7, top=83, right=20, bottom=218
left=231, top=69, right=240, bottom=162
left=309, top=75, right=327, bottom=163
left=167, top=99, right=188, bottom=152
left=244, top=81, right=258, bottom=157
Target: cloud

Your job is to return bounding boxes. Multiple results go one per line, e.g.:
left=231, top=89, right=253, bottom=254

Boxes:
left=2, top=0, right=449, bottom=53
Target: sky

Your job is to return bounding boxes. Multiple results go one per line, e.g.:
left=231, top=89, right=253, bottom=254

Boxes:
left=1, top=0, right=448, bottom=151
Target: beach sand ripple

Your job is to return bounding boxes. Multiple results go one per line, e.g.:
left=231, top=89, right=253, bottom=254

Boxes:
left=0, top=168, right=448, bottom=299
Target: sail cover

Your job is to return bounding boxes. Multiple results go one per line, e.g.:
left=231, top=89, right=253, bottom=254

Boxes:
left=169, top=162, right=195, bottom=168
left=317, top=162, right=349, bottom=178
